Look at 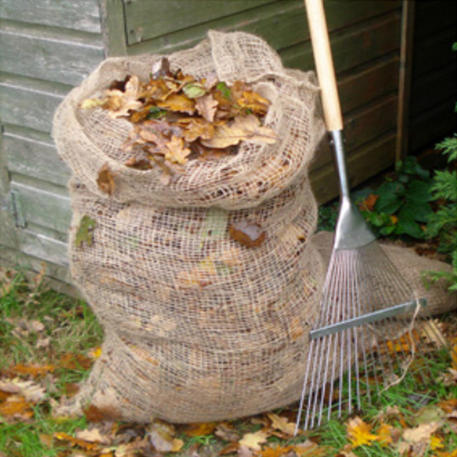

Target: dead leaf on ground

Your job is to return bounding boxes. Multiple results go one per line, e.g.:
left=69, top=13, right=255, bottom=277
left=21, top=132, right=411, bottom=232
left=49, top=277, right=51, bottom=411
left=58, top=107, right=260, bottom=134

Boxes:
left=164, top=135, right=192, bottom=165
left=9, top=363, right=55, bottom=378
left=358, top=193, right=379, bottom=212
left=184, top=422, right=217, bottom=437
left=147, top=420, right=184, bottom=453
left=238, top=430, right=268, bottom=451
left=60, top=353, right=93, bottom=370
left=0, top=394, right=34, bottom=421
left=267, top=413, right=296, bottom=436
left=229, top=220, right=266, bottom=248
left=214, top=422, right=240, bottom=442
left=97, top=163, right=116, bottom=195
left=346, top=417, right=378, bottom=448
left=83, top=404, right=120, bottom=423
left=76, top=427, right=111, bottom=444
left=0, top=378, right=46, bottom=403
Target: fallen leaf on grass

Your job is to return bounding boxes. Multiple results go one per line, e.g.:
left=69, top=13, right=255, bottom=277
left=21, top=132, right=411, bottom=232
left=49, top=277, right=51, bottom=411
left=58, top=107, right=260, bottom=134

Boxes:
left=215, top=422, right=240, bottom=442
left=60, top=353, right=93, bottom=370
left=238, top=430, right=268, bottom=451
left=346, top=417, right=378, bottom=448
left=358, top=193, right=379, bottom=211
left=97, top=163, right=116, bottom=195
left=147, top=420, right=183, bottom=452
left=229, top=220, right=266, bottom=248
left=184, top=422, right=217, bottom=437
left=9, top=363, right=55, bottom=378
left=54, top=432, right=100, bottom=451
left=376, top=423, right=395, bottom=446
left=267, top=413, right=296, bottom=436
left=0, top=395, right=34, bottom=420
left=76, top=428, right=111, bottom=444
left=83, top=404, right=120, bottom=423
left=238, top=445, right=253, bottom=457
left=398, top=422, right=442, bottom=456
left=0, top=378, right=46, bottom=403
left=202, top=115, right=276, bottom=149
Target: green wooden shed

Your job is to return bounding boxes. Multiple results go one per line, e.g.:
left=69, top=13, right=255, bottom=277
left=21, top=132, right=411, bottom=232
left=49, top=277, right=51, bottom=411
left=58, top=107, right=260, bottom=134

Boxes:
left=0, top=0, right=456, bottom=292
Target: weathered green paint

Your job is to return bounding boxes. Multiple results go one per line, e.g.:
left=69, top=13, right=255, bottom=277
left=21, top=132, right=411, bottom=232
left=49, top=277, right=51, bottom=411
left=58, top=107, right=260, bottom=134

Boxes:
left=338, top=57, right=399, bottom=113
left=3, top=127, right=70, bottom=187
left=311, top=133, right=396, bottom=204
left=282, top=12, right=401, bottom=72
left=126, top=0, right=399, bottom=56
left=0, top=244, right=73, bottom=287
left=0, top=0, right=102, bottom=33
left=0, top=130, right=18, bottom=249
left=100, top=0, right=127, bottom=56
left=124, top=0, right=274, bottom=45
left=17, top=229, right=69, bottom=267
left=0, top=21, right=104, bottom=86
left=312, top=96, right=398, bottom=170
left=0, top=74, right=66, bottom=133
left=9, top=181, right=71, bottom=235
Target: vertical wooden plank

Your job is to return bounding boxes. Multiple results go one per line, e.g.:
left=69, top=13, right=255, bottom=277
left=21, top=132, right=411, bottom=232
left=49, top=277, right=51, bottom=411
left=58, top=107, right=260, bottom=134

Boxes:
left=100, top=0, right=128, bottom=56
left=0, top=128, right=18, bottom=249
left=396, top=0, right=415, bottom=162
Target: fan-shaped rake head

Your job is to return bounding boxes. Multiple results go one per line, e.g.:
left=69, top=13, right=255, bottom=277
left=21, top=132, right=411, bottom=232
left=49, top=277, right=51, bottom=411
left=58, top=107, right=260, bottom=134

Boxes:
left=294, top=241, right=443, bottom=432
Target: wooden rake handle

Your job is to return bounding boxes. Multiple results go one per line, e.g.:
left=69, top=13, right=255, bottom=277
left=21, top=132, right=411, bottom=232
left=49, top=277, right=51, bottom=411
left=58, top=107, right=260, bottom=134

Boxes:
left=304, top=0, right=343, bottom=131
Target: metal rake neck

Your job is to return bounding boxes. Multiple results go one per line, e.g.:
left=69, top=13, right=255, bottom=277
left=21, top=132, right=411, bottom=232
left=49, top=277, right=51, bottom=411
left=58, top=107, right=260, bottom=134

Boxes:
left=331, top=130, right=376, bottom=250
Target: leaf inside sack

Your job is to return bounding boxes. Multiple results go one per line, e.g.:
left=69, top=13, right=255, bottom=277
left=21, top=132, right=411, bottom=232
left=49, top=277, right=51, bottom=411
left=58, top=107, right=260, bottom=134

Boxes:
left=229, top=220, right=266, bottom=248
left=97, top=163, right=115, bottom=195
left=196, top=93, right=219, bottom=122
left=156, top=93, right=195, bottom=114
left=202, top=115, right=276, bottom=149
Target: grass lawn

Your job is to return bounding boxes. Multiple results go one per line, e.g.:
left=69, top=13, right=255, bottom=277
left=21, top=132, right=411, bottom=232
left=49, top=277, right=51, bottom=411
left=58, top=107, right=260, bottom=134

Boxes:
left=1, top=267, right=457, bottom=457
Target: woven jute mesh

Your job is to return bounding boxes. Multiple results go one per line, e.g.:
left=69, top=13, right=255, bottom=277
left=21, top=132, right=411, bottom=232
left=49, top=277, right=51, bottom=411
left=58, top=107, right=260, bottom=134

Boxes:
left=52, top=30, right=328, bottom=423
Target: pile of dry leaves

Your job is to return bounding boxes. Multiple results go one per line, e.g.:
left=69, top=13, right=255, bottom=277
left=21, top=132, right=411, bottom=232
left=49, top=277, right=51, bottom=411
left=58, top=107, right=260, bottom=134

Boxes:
left=82, top=57, right=276, bottom=177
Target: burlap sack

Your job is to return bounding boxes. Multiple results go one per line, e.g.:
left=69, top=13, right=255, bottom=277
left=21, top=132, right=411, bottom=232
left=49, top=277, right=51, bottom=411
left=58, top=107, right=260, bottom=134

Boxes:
left=53, top=30, right=327, bottom=422
left=311, top=231, right=457, bottom=317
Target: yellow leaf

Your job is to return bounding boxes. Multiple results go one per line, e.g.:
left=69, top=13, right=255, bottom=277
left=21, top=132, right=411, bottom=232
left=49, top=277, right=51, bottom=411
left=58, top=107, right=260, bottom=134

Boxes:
left=89, top=347, right=102, bottom=359
left=451, top=344, right=457, bottom=371
left=347, top=417, right=378, bottom=448
left=239, top=430, right=268, bottom=451
left=430, top=435, right=445, bottom=450
left=377, top=423, right=394, bottom=446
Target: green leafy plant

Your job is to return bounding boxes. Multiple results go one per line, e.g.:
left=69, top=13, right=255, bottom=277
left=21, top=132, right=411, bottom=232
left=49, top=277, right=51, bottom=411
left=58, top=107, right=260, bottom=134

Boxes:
left=423, top=41, right=457, bottom=290
left=358, top=156, right=433, bottom=238
left=427, top=134, right=457, bottom=254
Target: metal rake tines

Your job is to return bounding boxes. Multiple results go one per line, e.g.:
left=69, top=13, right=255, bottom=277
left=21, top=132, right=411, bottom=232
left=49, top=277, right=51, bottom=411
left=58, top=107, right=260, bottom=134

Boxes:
left=295, top=243, right=434, bottom=432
